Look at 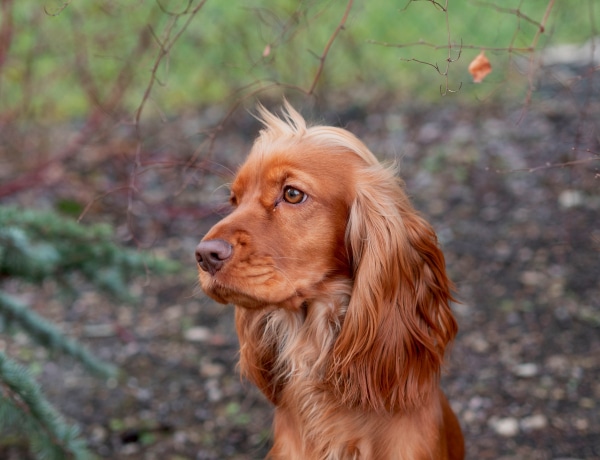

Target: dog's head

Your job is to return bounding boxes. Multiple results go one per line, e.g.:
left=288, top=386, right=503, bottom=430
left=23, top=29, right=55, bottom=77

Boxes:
left=196, top=103, right=370, bottom=310
left=196, top=102, right=457, bottom=411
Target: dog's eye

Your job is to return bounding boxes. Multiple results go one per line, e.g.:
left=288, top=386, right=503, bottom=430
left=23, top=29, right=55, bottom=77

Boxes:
left=283, top=186, right=306, bottom=204
left=229, top=193, right=238, bottom=207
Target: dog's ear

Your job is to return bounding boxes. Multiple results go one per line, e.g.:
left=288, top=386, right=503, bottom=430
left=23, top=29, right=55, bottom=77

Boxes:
left=328, top=164, right=458, bottom=412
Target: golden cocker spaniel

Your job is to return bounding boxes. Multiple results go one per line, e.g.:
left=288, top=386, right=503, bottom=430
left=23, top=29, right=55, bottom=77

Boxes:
left=196, top=102, right=464, bottom=460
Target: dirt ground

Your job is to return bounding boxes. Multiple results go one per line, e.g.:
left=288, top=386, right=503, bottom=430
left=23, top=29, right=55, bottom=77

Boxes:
left=2, top=85, right=599, bottom=459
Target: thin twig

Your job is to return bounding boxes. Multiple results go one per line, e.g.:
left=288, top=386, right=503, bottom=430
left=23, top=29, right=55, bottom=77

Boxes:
left=471, top=0, right=545, bottom=31
left=306, top=0, right=353, bottom=95
left=368, top=39, right=534, bottom=54
left=43, top=0, right=72, bottom=16
left=125, top=0, right=208, bottom=242
left=440, top=0, right=461, bottom=95
left=519, top=0, right=555, bottom=122
left=494, top=153, right=600, bottom=174
left=0, top=0, right=14, bottom=72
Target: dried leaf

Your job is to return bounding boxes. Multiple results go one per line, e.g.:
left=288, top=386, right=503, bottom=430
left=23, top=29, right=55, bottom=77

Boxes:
left=468, top=51, right=492, bottom=83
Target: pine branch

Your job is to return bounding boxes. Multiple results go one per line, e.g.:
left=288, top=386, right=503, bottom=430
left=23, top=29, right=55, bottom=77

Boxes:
left=0, top=352, right=91, bottom=460
left=0, top=292, right=116, bottom=377
left=0, top=205, right=178, bottom=301
left=0, top=205, right=179, bottom=457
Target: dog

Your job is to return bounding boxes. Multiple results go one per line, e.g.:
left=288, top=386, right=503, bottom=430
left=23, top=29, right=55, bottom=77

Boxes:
left=196, top=102, right=464, bottom=459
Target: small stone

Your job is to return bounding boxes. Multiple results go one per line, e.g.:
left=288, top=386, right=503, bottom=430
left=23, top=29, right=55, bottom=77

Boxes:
left=579, top=397, right=595, bottom=409
left=466, top=332, right=489, bottom=353
left=184, top=326, right=212, bottom=342
left=83, top=323, right=115, bottom=338
left=520, top=414, right=547, bottom=431
left=173, top=430, right=188, bottom=447
left=513, top=362, right=539, bottom=378
left=490, top=417, right=519, bottom=437
left=417, top=122, right=441, bottom=143
left=463, top=409, right=477, bottom=424
left=468, top=396, right=486, bottom=410
left=520, top=271, right=545, bottom=287
left=90, top=424, right=108, bottom=442
left=135, top=388, right=152, bottom=402
left=551, top=387, right=566, bottom=400
left=574, top=418, right=589, bottom=430
left=164, top=305, right=184, bottom=321
left=546, top=355, right=569, bottom=373
left=205, top=378, right=222, bottom=402
left=558, top=190, right=583, bottom=208
left=200, top=361, right=225, bottom=378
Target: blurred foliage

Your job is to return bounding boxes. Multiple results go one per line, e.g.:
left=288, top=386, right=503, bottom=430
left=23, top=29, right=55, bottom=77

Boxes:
left=0, top=205, right=179, bottom=458
left=0, top=352, right=92, bottom=460
left=0, top=0, right=595, bottom=121
left=0, top=205, right=178, bottom=301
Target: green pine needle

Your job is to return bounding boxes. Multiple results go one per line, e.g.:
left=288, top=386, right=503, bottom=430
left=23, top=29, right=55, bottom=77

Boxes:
left=0, top=205, right=181, bottom=458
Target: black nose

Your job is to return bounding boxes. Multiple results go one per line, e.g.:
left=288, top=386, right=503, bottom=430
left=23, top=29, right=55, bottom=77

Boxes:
left=195, top=239, right=233, bottom=275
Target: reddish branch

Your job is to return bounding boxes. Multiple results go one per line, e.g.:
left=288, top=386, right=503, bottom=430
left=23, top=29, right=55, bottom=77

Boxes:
left=0, top=13, right=153, bottom=200
left=519, top=0, right=555, bottom=122
left=126, top=0, right=208, bottom=229
left=472, top=1, right=547, bottom=31
left=175, top=0, right=356, bottom=194
left=495, top=154, right=600, bottom=174
left=0, top=113, right=101, bottom=199
left=134, top=1, right=208, bottom=126
left=530, top=0, right=555, bottom=49
left=368, top=40, right=535, bottom=54
left=306, top=0, right=353, bottom=95
left=0, top=0, right=14, bottom=72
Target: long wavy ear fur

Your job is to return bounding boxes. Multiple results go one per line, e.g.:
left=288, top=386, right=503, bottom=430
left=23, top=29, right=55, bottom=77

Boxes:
left=329, top=162, right=458, bottom=413
left=235, top=308, right=282, bottom=405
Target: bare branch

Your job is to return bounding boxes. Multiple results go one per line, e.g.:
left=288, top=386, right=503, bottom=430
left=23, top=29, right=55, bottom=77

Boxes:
left=124, top=0, right=208, bottom=242
left=43, top=0, right=72, bottom=17
left=401, top=0, right=446, bottom=13
left=306, top=0, right=354, bottom=95
left=134, top=0, right=209, bottom=126
left=368, top=39, right=534, bottom=54
left=471, top=1, right=546, bottom=31
left=494, top=153, right=600, bottom=175
left=0, top=7, right=155, bottom=200
left=519, top=0, right=556, bottom=122
left=0, top=0, right=14, bottom=72
left=155, top=0, right=194, bottom=17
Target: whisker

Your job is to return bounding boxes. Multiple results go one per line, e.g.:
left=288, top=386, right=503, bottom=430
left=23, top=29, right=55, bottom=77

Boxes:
left=270, top=255, right=304, bottom=262
left=245, top=271, right=275, bottom=279
left=271, top=265, right=298, bottom=297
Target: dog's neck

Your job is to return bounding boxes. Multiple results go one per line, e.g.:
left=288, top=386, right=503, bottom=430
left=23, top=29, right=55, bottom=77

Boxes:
left=264, top=279, right=352, bottom=382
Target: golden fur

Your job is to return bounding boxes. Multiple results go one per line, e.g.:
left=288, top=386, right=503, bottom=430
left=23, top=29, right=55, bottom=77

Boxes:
left=196, top=102, right=464, bottom=459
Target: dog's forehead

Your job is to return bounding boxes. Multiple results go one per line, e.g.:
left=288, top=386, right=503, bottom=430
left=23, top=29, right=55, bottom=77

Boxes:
left=231, top=142, right=356, bottom=197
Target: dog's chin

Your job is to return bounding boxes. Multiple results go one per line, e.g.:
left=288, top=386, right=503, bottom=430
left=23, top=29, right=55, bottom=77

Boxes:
left=201, top=279, right=305, bottom=311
